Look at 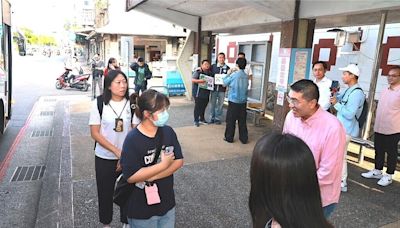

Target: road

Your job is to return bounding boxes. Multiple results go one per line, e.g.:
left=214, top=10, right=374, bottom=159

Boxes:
left=0, top=53, right=92, bottom=164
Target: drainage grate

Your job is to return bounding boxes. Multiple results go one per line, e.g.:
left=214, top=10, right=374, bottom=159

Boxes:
left=40, top=111, right=54, bottom=116
left=31, top=129, right=53, bottom=137
left=11, top=165, right=46, bottom=182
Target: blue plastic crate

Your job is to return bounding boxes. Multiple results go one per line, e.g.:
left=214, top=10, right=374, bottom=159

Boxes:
left=169, top=89, right=186, bottom=96
left=166, top=71, right=182, bottom=79
left=166, top=78, right=183, bottom=84
left=167, top=83, right=185, bottom=89
left=164, top=71, right=183, bottom=85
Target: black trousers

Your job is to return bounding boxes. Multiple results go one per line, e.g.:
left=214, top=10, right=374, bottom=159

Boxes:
left=225, top=101, right=248, bottom=143
left=374, top=132, right=400, bottom=174
left=194, top=97, right=209, bottom=122
left=95, top=156, right=128, bottom=224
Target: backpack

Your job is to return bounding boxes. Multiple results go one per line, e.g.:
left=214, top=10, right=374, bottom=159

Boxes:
left=344, top=87, right=368, bottom=129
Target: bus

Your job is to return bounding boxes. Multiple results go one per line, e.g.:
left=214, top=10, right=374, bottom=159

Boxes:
left=0, top=0, right=12, bottom=134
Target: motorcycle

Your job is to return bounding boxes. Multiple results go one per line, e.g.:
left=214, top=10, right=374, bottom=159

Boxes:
left=55, top=68, right=91, bottom=91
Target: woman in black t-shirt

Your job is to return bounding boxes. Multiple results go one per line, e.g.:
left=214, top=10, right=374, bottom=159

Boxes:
left=121, top=89, right=184, bottom=228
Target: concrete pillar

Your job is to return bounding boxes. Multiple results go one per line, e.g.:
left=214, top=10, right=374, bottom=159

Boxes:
left=193, top=17, right=201, bottom=67
left=200, top=31, right=212, bottom=62
left=273, top=18, right=316, bottom=131
left=177, top=31, right=195, bottom=99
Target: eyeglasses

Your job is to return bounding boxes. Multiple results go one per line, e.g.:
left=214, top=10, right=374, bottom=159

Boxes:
left=387, top=74, right=400, bottom=78
left=286, top=95, right=300, bottom=106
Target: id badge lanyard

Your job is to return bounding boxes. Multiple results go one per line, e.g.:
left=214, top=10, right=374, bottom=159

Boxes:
left=109, top=100, right=128, bottom=132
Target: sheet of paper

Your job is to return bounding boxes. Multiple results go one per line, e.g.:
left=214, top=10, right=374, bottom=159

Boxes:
left=214, top=74, right=226, bottom=85
left=277, top=91, right=285, bottom=106
left=199, top=74, right=214, bottom=91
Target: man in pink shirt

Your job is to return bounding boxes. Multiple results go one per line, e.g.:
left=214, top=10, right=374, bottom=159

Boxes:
left=362, top=65, right=400, bottom=186
left=283, top=79, right=346, bottom=218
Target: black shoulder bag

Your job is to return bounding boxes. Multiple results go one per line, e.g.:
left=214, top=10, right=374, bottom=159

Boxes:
left=113, top=127, right=164, bottom=207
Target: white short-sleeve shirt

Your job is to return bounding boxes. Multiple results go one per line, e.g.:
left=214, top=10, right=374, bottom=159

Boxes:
left=88, top=98, right=140, bottom=160
left=313, top=76, right=333, bottom=111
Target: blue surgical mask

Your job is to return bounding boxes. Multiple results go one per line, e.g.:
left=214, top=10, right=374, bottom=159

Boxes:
left=152, top=110, right=169, bottom=127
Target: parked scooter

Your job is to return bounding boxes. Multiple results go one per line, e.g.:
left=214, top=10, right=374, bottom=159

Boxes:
left=55, top=68, right=91, bottom=91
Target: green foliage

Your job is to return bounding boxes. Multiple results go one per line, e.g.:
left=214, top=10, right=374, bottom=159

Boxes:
left=95, top=0, right=108, bottom=10
left=38, top=36, right=57, bottom=46
left=19, top=27, right=57, bottom=46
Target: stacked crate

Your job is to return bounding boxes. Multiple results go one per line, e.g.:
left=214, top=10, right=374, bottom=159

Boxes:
left=164, top=71, right=186, bottom=96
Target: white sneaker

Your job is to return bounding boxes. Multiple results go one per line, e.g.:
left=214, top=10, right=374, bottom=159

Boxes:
left=341, top=181, right=348, bottom=192
left=361, top=169, right=383, bottom=179
left=377, top=174, right=393, bottom=187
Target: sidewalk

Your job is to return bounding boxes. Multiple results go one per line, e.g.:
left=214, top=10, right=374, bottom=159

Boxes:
left=0, top=94, right=399, bottom=228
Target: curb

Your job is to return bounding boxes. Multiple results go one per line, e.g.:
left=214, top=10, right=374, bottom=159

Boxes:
left=35, top=100, right=74, bottom=227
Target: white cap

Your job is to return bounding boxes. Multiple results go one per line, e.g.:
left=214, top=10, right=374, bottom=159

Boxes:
left=339, top=64, right=360, bottom=76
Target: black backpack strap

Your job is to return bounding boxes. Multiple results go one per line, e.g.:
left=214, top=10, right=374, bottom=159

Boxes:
left=341, top=87, right=363, bottom=105
left=94, top=95, right=104, bottom=149
left=97, top=95, right=104, bottom=119
left=144, top=127, right=164, bottom=186
left=152, top=127, right=164, bottom=166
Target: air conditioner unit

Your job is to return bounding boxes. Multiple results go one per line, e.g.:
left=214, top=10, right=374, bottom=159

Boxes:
left=334, top=30, right=362, bottom=46
left=347, top=31, right=362, bottom=43
left=334, top=31, right=347, bottom=46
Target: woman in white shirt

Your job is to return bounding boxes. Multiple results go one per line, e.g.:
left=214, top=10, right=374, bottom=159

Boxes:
left=89, top=70, right=140, bottom=228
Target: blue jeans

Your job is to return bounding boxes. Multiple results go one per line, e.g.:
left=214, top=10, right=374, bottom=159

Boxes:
left=135, top=83, right=147, bottom=94
left=210, top=91, right=225, bottom=121
left=128, top=207, right=175, bottom=228
left=323, top=203, right=337, bottom=218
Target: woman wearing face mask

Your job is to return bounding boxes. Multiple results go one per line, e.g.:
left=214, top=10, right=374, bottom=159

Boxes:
left=121, top=89, right=184, bottom=228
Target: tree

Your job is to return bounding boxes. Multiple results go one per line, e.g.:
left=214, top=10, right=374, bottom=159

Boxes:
left=18, top=27, right=57, bottom=46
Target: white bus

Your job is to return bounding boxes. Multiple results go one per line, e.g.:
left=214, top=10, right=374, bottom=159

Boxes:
left=0, top=0, right=12, bottom=134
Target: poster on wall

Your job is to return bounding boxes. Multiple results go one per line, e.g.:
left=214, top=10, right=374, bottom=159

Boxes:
left=199, top=74, right=214, bottom=91
left=277, top=91, right=285, bottom=106
left=288, top=48, right=312, bottom=84
left=276, top=48, right=291, bottom=91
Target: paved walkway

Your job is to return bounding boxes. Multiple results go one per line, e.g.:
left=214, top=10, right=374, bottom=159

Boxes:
left=0, top=95, right=399, bottom=228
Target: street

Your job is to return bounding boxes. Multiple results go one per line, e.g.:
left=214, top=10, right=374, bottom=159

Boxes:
left=0, top=54, right=92, bottom=164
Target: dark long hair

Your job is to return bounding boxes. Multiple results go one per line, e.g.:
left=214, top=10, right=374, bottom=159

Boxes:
left=249, top=133, right=332, bottom=228
left=135, top=89, right=170, bottom=120
left=102, top=70, right=129, bottom=105
left=107, top=57, right=116, bottom=69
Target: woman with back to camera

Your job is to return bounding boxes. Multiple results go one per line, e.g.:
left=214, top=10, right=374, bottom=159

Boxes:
left=249, top=133, right=333, bottom=228
left=121, top=89, right=184, bottom=228
left=89, top=70, right=140, bottom=228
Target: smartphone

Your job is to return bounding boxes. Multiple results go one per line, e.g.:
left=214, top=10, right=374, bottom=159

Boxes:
left=165, top=146, right=174, bottom=154
left=330, top=80, right=340, bottom=96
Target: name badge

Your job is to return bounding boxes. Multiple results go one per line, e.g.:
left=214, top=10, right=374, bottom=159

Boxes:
left=114, top=118, right=123, bottom=132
